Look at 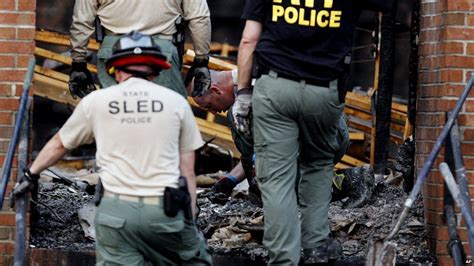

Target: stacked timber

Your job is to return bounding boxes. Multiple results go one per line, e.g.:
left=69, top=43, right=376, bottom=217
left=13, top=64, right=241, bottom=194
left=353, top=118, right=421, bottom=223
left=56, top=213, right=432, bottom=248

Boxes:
left=33, top=29, right=411, bottom=169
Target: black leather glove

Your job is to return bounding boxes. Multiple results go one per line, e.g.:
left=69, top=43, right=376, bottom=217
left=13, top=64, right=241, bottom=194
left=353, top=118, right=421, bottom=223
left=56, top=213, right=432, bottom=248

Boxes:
left=185, top=56, right=211, bottom=97
left=10, top=168, right=39, bottom=208
left=69, top=61, right=96, bottom=99
left=211, top=177, right=237, bottom=197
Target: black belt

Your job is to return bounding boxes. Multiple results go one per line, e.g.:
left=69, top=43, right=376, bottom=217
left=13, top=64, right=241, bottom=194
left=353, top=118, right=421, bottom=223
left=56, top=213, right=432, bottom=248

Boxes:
left=260, top=68, right=331, bottom=88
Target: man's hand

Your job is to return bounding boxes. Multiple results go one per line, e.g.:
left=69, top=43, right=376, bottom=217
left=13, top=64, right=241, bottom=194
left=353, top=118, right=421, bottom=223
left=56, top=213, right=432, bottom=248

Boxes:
left=185, top=56, right=211, bottom=97
left=69, top=61, right=96, bottom=99
left=10, top=169, right=39, bottom=208
left=232, top=88, right=253, bottom=137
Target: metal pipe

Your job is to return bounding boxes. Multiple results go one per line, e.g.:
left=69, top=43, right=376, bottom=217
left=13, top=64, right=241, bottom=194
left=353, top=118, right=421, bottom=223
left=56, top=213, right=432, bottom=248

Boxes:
left=439, top=162, right=474, bottom=262
left=449, top=120, right=474, bottom=257
left=385, top=74, right=474, bottom=240
left=445, top=201, right=464, bottom=266
left=14, top=97, right=31, bottom=266
left=0, top=58, right=35, bottom=208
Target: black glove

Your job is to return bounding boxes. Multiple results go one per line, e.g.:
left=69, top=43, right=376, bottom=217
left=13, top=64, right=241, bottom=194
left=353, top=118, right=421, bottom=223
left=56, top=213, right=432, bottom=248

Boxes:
left=10, top=168, right=39, bottom=208
left=211, top=177, right=237, bottom=197
left=185, top=56, right=211, bottom=97
left=69, top=61, right=96, bottom=99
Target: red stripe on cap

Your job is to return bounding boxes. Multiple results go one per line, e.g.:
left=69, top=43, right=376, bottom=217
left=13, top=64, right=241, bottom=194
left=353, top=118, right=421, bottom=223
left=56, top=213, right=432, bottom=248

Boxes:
left=108, top=55, right=171, bottom=70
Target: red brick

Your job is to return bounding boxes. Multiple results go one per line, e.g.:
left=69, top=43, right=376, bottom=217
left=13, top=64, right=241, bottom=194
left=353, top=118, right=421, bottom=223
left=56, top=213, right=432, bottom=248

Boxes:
left=0, top=112, right=13, bottom=124
left=444, top=27, right=474, bottom=41
left=441, top=42, right=464, bottom=55
left=417, top=98, right=458, bottom=112
left=0, top=84, right=13, bottom=97
left=0, top=227, right=11, bottom=240
left=446, top=13, right=466, bottom=26
left=424, top=196, right=444, bottom=212
left=419, top=84, right=465, bottom=97
left=0, top=213, right=15, bottom=227
left=0, top=0, right=15, bottom=10
left=18, top=0, right=36, bottom=11
left=458, top=114, right=474, bottom=127
left=0, top=13, right=35, bottom=25
left=0, top=98, right=20, bottom=111
left=443, top=55, right=474, bottom=68
left=0, top=70, right=25, bottom=82
left=17, top=55, right=33, bottom=68
left=0, top=55, right=15, bottom=68
left=423, top=183, right=444, bottom=198
left=416, top=113, right=446, bottom=126
left=416, top=126, right=444, bottom=141
left=0, top=41, right=34, bottom=54
left=447, top=0, right=474, bottom=11
left=425, top=209, right=445, bottom=226
left=0, top=28, right=15, bottom=40
left=421, top=2, right=444, bottom=16
left=17, top=27, right=35, bottom=40
left=421, top=15, right=443, bottom=29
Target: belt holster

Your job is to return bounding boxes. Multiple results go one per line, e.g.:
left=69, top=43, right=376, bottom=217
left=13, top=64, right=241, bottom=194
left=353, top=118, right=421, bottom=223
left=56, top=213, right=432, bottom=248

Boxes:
left=164, top=176, right=192, bottom=220
left=94, top=178, right=104, bottom=206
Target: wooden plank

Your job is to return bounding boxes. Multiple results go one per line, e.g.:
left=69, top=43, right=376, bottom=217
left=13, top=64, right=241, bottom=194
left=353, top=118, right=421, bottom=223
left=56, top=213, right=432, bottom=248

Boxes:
left=335, top=163, right=351, bottom=170
left=35, top=47, right=98, bottom=73
left=341, top=155, right=367, bottom=167
left=34, top=65, right=69, bottom=82
left=184, top=50, right=237, bottom=71
left=33, top=74, right=80, bottom=106
left=36, top=30, right=100, bottom=51
left=349, top=132, right=365, bottom=141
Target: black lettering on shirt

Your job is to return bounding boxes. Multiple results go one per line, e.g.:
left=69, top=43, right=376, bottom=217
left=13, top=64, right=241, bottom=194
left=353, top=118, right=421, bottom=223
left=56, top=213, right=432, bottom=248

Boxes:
left=137, top=100, right=148, bottom=113
left=152, top=100, right=163, bottom=112
left=109, top=101, right=119, bottom=114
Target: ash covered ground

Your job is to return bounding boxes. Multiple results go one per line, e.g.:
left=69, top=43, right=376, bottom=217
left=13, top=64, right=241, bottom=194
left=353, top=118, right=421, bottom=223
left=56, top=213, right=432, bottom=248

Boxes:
left=30, top=175, right=435, bottom=265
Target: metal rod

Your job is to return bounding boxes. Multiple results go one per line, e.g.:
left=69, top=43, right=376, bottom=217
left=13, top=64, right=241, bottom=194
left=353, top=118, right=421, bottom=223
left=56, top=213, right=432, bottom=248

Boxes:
left=449, top=119, right=474, bottom=257
left=439, top=162, right=474, bottom=262
left=0, top=58, right=35, bottom=208
left=14, top=97, right=31, bottom=266
left=445, top=202, right=464, bottom=266
left=385, top=74, right=474, bottom=240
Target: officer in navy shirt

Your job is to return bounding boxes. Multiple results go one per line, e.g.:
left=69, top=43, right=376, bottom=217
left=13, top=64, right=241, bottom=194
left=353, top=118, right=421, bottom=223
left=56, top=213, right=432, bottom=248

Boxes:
left=233, top=0, right=393, bottom=264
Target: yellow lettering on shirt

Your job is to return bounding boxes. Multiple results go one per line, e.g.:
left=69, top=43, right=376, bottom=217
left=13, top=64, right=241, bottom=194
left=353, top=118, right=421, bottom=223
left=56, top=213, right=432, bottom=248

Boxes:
left=271, top=0, right=342, bottom=28
left=284, top=7, right=299, bottom=24
left=329, top=10, right=341, bottom=27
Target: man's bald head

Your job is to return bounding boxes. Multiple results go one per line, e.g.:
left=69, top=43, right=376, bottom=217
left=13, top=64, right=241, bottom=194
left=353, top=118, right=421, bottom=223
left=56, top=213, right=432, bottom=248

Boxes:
left=193, top=70, right=236, bottom=114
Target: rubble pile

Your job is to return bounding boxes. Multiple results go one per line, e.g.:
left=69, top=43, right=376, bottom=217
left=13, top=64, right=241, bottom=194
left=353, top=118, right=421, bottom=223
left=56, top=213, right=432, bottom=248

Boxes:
left=29, top=167, right=435, bottom=264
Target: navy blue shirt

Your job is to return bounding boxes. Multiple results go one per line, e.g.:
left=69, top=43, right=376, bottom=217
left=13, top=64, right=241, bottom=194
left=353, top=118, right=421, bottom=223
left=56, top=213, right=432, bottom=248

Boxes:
left=242, top=0, right=393, bottom=82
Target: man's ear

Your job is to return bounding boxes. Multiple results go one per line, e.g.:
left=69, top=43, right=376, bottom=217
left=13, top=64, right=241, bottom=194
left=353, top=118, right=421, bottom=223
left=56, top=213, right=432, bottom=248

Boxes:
left=210, top=85, right=222, bottom=95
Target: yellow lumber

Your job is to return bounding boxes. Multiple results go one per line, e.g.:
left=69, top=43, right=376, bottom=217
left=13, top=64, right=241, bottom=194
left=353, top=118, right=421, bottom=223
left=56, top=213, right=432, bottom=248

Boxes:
left=184, top=50, right=236, bottom=71
left=36, top=29, right=100, bottom=51
left=341, top=155, right=366, bottom=167
left=349, top=132, right=365, bottom=141
left=35, top=47, right=98, bottom=73
left=33, top=74, right=80, bottom=106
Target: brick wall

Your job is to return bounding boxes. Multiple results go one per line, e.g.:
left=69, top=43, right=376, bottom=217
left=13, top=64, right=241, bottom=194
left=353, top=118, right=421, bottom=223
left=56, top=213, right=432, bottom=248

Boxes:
left=418, top=0, right=474, bottom=264
left=0, top=0, right=35, bottom=263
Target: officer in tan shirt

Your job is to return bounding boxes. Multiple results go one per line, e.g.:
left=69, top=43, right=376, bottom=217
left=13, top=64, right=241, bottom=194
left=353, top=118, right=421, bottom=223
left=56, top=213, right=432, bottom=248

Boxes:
left=69, top=0, right=212, bottom=99
left=27, top=31, right=211, bottom=265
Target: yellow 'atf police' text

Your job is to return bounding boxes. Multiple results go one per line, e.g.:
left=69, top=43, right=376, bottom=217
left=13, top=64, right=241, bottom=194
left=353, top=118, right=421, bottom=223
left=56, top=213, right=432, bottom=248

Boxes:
left=272, top=0, right=342, bottom=28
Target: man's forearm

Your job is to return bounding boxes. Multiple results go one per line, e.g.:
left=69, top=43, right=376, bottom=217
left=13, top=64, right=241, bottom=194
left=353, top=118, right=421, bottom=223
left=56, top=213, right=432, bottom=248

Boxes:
left=179, top=151, right=198, bottom=217
left=30, top=133, right=68, bottom=175
left=189, top=17, right=211, bottom=57
left=237, top=20, right=262, bottom=90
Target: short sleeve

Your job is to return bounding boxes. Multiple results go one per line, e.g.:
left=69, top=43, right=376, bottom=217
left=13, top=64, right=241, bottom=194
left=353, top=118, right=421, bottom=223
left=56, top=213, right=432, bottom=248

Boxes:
left=179, top=103, right=204, bottom=152
left=58, top=98, right=95, bottom=150
left=241, top=0, right=267, bottom=22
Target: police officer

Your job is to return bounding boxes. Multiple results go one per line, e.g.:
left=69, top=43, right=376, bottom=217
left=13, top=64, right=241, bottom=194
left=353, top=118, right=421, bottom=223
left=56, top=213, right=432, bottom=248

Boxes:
left=69, top=0, right=211, bottom=98
left=234, top=0, right=393, bottom=264
left=25, top=31, right=211, bottom=265
left=193, top=70, right=373, bottom=208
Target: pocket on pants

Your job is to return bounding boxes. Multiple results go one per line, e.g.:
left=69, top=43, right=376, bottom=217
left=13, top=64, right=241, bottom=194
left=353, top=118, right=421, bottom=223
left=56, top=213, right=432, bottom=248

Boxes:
left=254, top=143, right=269, bottom=183
left=96, top=212, right=125, bottom=247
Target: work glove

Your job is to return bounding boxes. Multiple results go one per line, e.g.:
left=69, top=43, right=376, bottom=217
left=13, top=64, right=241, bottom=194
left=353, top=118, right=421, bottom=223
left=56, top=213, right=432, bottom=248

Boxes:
left=10, top=168, right=39, bottom=208
left=208, top=176, right=237, bottom=204
left=185, top=56, right=211, bottom=97
left=231, top=88, right=253, bottom=138
left=69, top=61, right=96, bottom=99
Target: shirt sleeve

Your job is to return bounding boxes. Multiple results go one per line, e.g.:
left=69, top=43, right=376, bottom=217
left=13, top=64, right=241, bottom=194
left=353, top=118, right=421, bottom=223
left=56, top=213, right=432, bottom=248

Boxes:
left=241, top=0, right=267, bottom=22
left=183, top=0, right=211, bottom=56
left=59, top=97, right=95, bottom=150
left=179, top=102, right=204, bottom=152
left=70, top=0, right=98, bottom=62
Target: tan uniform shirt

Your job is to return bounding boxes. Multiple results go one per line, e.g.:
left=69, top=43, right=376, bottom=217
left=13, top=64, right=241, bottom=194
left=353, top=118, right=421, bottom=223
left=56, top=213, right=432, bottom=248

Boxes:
left=70, top=0, right=211, bottom=61
left=59, top=77, right=203, bottom=196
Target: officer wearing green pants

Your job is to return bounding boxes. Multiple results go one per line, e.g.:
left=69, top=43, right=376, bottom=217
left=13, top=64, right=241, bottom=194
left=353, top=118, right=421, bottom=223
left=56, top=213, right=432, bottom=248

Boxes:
left=69, top=0, right=212, bottom=98
left=235, top=0, right=393, bottom=264
left=25, top=32, right=211, bottom=265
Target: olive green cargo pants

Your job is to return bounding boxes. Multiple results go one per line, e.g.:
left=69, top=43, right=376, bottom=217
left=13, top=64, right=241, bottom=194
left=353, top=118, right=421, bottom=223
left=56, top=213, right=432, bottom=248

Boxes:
left=95, top=196, right=211, bottom=266
left=97, top=35, right=187, bottom=97
left=252, top=71, right=344, bottom=265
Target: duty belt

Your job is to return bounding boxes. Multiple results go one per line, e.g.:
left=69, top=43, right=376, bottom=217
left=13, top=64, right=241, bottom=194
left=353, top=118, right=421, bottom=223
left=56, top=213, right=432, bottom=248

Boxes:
left=260, top=68, right=332, bottom=88
left=104, top=190, right=163, bottom=205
